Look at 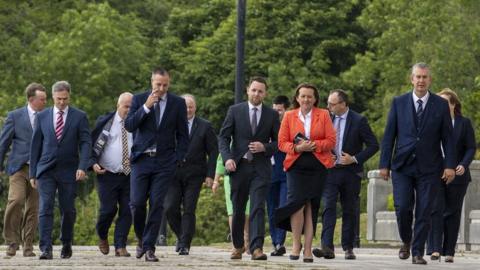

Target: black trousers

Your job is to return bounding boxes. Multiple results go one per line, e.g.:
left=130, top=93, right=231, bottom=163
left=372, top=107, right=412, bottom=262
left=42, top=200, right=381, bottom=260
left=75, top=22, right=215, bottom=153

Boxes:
left=96, top=171, right=131, bottom=249
left=164, top=167, right=204, bottom=249
left=230, top=159, right=269, bottom=253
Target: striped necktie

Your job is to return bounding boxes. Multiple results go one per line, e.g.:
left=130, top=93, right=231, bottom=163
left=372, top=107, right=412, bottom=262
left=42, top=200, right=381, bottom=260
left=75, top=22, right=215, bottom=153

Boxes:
left=55, top=110, right=64, bottom=140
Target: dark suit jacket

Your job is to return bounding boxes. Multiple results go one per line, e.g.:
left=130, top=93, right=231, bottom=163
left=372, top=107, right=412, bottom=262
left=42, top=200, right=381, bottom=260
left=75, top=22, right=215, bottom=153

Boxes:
left=379, top=91, right=456, bottom=174
left=181, top=116, right=218, bottom=179
left=29, top=106, right=91, bottom=181
left=450, top=115, right=476, bottom=185
left=90, top=111, right=116, bottom=167
left=0, top=106, right=34, bottom=175
left=334, top=109, right=379, bottom=174
left=124, top=91, right=189, bottom=163
left=218, top=102, right=280, bottom=178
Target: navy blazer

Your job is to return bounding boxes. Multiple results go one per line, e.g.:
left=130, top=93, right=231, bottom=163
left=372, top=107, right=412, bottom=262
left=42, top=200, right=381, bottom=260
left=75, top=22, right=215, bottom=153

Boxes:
left=124, top=91, right=189, bottom=163
left=334, top=109, right=379, bottom=174
left=379, top=91, right=456, bottom=174
left=0, top=106, right=34, bottom=175
left=29, top=106, right=91, bottom=181
left=450, top=115, right=476, bottom=185
left=218, top=102, right=280, bottom=178
left=182, top=116, right=218, bottom=179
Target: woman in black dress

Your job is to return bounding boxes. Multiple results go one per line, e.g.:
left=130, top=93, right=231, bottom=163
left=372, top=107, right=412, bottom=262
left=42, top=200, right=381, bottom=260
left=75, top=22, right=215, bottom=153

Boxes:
left=275, top=83, right=336, bottom=262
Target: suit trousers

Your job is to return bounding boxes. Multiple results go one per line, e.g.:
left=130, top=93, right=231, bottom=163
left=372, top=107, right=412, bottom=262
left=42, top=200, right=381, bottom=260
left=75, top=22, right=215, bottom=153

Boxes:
left=391, top=169, right=441, bottom=257
left=130, top=155, right=175, bottom=252
left=164, top=167, right=204, bottom=249
left=266, top=180, right=287, bottom=246
left=427, top=182, right=468, bottom=256
left=96, top=172, right=132, bottom=249
left=2, top=165, right=38, bottom=251
left=230, top=159, right=269, bottom=253
left=37, top=170, right=77, bottom=252
left=321, top=168, right=361, bottom=251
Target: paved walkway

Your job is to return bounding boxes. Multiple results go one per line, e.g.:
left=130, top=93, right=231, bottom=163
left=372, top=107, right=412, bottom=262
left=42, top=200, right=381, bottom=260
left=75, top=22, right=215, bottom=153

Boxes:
left=0, top=246, right=479, bottom=269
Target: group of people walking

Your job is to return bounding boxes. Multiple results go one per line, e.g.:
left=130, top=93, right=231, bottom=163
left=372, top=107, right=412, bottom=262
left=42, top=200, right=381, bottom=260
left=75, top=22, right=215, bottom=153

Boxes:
left=0, top=62, right=475, bottom=265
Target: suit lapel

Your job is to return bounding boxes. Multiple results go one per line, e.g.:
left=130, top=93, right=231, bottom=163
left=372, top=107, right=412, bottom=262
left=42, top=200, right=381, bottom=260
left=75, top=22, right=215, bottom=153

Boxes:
left=342, top=111, right=352, bottom=147
left=60, top=108, right=73, bottom=143
left=453, top=115, right=462, bottom=142
left=47, top=108, right=57, bottom=144
left=158, top=93, right=172, bottom=130
left=21, top=106, right=33, bottom=132
left=190, top=117, right=199, bottom=139
left=243, top=103, right=253, bottom=137
left=254, top=104, right=267, bottom=135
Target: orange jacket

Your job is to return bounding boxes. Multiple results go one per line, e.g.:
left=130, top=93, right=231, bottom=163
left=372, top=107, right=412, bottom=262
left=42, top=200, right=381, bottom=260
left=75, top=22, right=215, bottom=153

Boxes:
left=278, top=107, right=336, bottom=171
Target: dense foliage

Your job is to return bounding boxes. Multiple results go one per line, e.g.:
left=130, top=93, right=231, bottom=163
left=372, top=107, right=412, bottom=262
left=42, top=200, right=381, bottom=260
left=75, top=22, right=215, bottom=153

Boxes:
left=0, top=0, right=478, bottom=245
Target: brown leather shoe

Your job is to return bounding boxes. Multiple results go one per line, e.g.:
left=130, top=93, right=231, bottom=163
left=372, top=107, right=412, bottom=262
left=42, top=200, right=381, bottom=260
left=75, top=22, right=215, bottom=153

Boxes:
left=98, top=239, right=109, bottom=255
left=115, top=248, right=131, bottom=257
left=6, top=243, right=18, bottom=256
left=412, top=255, right=427, bottom=265
left=251, top=248, right=267, bottom=260
left=399, top=243, right=411, bottom=260
left=231, top=247, right=244, bottom=259
left=23, top=249, right=36, bottom=257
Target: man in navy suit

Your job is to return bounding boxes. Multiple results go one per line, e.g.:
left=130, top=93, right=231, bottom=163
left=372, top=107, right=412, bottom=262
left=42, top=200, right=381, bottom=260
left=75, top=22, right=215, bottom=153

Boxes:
left=314, top=89, right=378, bottom=260
left=267, top=95, right=289, bottom=257
left=0, top=83, right=47, bottom=257
left=30, top=81, right=91, bottom=260
left=219, top=76, right=280, bottom=260
left=164, top=94, right=218, bottom=255
left=91, top=92, right=133, bottom=257
left=125, top=67, right=189, bottom=262
left=379, top=63, right=456, bottom=265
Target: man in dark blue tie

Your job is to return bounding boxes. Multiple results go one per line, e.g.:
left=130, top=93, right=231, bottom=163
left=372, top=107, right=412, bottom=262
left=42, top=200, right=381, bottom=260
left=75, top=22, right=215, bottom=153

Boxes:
left=0, top=83, right=47, bottom=257
left=379, top=63, right=456, bottom=265
left=29, top=81, right=91, bottom=260
left=125, top=67, right=189, bottom=262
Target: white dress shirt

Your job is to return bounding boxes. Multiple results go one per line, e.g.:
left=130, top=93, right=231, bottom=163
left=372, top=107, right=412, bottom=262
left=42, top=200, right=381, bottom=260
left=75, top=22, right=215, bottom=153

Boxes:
left=298, top=109, right=312, bottom=139
left=53, top=106, right=68, bottom=129
left=99, top=112, right=133, bottom=173
left=27, top=104, right=36, bottom=128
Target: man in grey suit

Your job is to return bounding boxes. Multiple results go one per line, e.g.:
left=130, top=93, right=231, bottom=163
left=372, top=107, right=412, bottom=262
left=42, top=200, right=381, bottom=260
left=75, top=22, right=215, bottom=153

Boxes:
left=0, top=83, right=47, bottom=257
left=219, top=76, right=280, bottom=260
left=30, top=81, right=91, bottom=260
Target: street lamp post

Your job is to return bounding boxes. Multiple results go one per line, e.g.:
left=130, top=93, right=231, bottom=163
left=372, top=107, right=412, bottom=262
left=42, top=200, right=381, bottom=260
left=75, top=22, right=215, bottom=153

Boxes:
left=235, top=0, right=246, bottom=104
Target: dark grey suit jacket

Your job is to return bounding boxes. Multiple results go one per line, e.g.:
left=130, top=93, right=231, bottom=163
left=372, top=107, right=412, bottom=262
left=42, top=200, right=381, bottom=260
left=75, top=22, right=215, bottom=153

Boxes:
left=181, top=116, right=218, bottom=179
left=218, top=102, right=280, bottom=178
left=0, top=106, right=34, bottom=175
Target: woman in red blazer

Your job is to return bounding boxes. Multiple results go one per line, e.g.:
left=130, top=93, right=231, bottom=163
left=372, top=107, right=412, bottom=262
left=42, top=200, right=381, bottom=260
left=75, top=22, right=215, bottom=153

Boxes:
left=274, top=83, right=336, bottom=262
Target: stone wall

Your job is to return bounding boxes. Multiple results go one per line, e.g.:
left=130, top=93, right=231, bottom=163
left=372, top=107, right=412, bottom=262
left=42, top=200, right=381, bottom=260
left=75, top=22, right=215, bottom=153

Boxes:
left=367, top=161, right=480, bottom=250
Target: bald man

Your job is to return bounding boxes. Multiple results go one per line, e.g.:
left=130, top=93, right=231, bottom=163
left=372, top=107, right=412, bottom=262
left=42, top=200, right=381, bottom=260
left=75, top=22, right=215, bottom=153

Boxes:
left=91, top=92, right=133, bottom=257
left=164, top=94, right=218, bottom=255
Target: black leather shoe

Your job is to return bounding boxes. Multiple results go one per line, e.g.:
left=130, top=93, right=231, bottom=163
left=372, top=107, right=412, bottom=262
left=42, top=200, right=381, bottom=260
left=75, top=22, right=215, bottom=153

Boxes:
left=39, top=250, right=53, bottom=260
left=412, top=256, right=427, bottom=265
left=345, top=249, right=356, bottom=260
left=399, top=243, right=411, bottom=260
left=145, top=250, right=159, bottom=262
left=60, top=245, right=72, bottom=259
left=312, top=248, right=324, bottom=258
left=175, top=240, right=181, bottom=252
left=136, top=243, right=145, bottom=259
left=303, top=257, right=314, bottom=263
left=289, top=254, right=300, bottom=260
left=271, top=245, right=286, bottom=256
left=322, top=246, right=335, bottom=259
left=178, top=247, right=189, bottom=255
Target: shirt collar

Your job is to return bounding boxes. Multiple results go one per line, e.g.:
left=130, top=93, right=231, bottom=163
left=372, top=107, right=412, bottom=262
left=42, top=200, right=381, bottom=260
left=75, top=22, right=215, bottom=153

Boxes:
left=412, top=91, right=430, bottom=105
left=27, top=104, right=36, bottom=115
left=298, top=108, right=312, bottom=119
left=188, top=116, right=195, bottom=125
left=248, top=102, right=262, bottom=112
left=336, top=108, right=349, bottom=120
left=54, top=106, right=68, bottom=115
left=114, top=111, right=123, bottom=123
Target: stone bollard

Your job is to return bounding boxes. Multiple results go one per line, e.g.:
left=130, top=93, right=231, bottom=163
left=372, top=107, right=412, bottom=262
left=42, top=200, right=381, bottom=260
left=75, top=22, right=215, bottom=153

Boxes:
left=367, top=170, right=393, bottom=241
